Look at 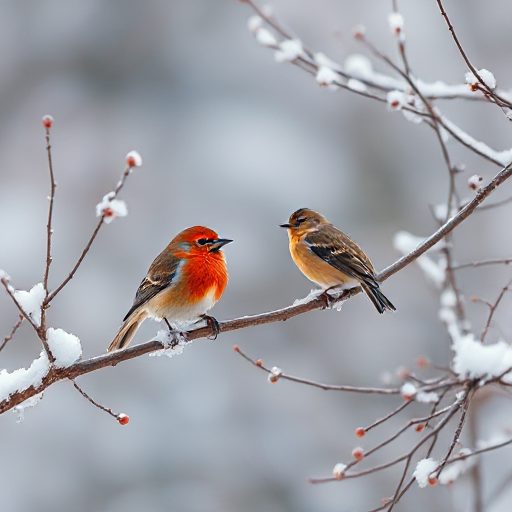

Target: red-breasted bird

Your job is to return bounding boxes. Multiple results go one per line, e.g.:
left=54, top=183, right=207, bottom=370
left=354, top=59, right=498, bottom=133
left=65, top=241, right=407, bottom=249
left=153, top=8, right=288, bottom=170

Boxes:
left=280, top=208, right=395, bottom=313
left=107, top=226, right=232, bottom=352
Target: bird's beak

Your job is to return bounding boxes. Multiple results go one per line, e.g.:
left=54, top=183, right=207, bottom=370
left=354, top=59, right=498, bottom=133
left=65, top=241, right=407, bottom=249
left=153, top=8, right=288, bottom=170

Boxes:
left=209, top=238, right=233, bottom=252
left=279, top=223, right=293, bottom=228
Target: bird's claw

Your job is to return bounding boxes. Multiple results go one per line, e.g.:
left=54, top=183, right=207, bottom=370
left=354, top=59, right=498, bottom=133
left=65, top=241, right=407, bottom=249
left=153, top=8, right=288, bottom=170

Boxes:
left=203, top=315, right=221, bottom=340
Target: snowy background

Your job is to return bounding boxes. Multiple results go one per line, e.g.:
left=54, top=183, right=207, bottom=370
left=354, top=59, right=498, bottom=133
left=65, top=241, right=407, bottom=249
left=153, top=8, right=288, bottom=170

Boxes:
left=1, top=1, right=512, bottom=511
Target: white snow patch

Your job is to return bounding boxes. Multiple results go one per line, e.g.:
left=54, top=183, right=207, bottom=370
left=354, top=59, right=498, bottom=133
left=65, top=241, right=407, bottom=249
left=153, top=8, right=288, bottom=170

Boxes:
left=388, top=12, right=405, bottom=39
left=347, top=79, right=367, bottom=93
left=393, top=232, right=446, bottom=287
left=452, top=335, right=512, bottom=381
left=333, top=462, right=347, bottom=478
left=316, top=66, right=340, bottom=88
left=247, top=15, right=263, bottom=33
left=293, top=289, right=324, bottom=306
left=314, top=52, right=342, bottom=71
left=387, top=90, right=408, bottom=111
left=440, top=289, right=457, bottom=308
left=125, top=150, right=142, bottom=167
left=96, top=193, right=128, bottom=224
left=13, top=392, right=43, bottom=423
left=465, top=69, right=496, bottom=90
left=441, top=115, right=512, bottom=166
left=416, top=391, right=439, bottom=403
left=345, top=54, right=372, bottom=79
left=468, top=174, right=483, bottom=190
left=274, top=39, right=304, bottom=63
left=14, top=283, right=45, bottom=326
left=47, top=328, right=82, bottom=368
left=149, top=330, right=189, bottom=358
left=255, top=28, right=277, bottom=47
left=0, top=269, right=10, bottom=281
left=414, top=458, right=438, bottom=488
left=400, top=382, right=417, bottom=399
left=476, top=432, right=511, bottom=450
left=439, top=449, right=473, bottom=485
left=0, top=351, right=50, bottom=402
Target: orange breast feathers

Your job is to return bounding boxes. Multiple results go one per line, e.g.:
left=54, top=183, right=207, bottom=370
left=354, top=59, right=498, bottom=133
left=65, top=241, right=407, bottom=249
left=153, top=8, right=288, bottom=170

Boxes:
left=177, top=250, right=229, bottom=304
left=289, top=232, right=354, bottom=288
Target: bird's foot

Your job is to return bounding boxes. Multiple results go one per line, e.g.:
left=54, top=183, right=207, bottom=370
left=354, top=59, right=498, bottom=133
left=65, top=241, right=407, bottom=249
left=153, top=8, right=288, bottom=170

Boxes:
left=162, top=318, right=188, bottom=347
left=202, top=315, right=221, bottom=340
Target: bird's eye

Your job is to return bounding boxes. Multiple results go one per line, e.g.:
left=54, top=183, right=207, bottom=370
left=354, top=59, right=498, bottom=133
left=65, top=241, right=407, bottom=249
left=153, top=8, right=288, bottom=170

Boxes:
left=296, top=217, right=307, bottom=224
left=196, top=238, right=208, bottom=245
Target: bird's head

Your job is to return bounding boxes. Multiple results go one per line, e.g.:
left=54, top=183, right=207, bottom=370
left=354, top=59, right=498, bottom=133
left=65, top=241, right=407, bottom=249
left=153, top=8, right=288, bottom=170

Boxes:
left=173, top=226, right=233, bottom=256
left=280, top=208, right=329, bottom=234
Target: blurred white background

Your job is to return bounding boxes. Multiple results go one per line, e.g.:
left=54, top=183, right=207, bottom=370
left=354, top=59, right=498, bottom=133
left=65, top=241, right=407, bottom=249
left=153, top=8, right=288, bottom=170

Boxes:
left=1, top=1, right=512, bottom=511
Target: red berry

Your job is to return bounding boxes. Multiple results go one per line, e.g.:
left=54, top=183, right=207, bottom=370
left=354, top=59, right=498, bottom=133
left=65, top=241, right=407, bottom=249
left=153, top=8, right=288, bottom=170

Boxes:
left=255, top=359, right=263, bottom=367
left=352, top=447, right=364, bottom=461
left=416, top=356, right=429, bottom=368
left=233, top=345, right=239, bottom=352
left=269, top=375, right=278, bottom=384
left=415, top=424, right=425, bottom=432
left=117, top=413, right=129, bottom=425
left=355, top=427, right=366, bottom=438
left=42, top=115, right=53, bottom=129
left=428, top=476, right=438, bottom=486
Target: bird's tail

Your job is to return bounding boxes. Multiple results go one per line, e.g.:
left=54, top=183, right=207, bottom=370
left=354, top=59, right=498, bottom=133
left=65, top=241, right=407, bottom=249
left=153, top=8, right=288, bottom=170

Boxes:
left=361, top=282, right=396, bottom=314
left=107, top=310, right=148, bottom=352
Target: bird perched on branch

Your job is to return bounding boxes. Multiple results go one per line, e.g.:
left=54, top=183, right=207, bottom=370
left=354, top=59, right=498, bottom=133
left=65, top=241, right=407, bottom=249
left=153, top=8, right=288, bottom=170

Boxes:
left=107, top=226, right=232, bottom=352
left=280, top=208, right=395, bottom=314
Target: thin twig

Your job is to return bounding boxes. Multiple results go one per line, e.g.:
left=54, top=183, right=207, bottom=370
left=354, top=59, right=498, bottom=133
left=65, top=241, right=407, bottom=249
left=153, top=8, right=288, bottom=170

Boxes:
left=480, top=278, right=512, bottom=342
left=71, top=379, right=118, bottom=418
left=234, top=345, right=400, bottom=394
left=0, top=315, right=23, bottom=354
left=45, top=164, right=133, bottom=304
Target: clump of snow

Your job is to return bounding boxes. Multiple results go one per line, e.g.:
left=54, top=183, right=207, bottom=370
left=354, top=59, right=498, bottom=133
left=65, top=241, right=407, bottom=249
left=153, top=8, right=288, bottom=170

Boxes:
left=400, top=382, right=417, bottom=400
left=0, top=269, right=10, bottom=281
left=314, top=52, right=342, bottom=71
left=96, top=192, right=128, bottom=224
left=452, top=334, right=512, bottom=381
left=438, top=448, right=473, bottom=485
left=316, top=66, right=340, bottom=88
left=416, top=391, right=439, bottom=403
left=268, top=366, right=282, bottom=383
left=440, top=289, right=457, bottom=308
left=255, top=28, right=277, bottom=47
left=393, top=231, right=446, bottom=287
left=14, top=283, right=45, bottom=326
left=293, top=289, right=324, bottom=306
left=468, top=174, right=483, bottom=191
left=149, top=330, right=189, bottom=358
left=344, top=54, right=372, bottom=79
left=388, top=12, right=405, bottom=39
left=0, top=351, right=50, bottom=402
left=47, top=328, right=82, bottom=368
left=13, top=392, right=43, bottom=423
left=387, top=90, right=408, bottom=111
left=414, top=458, right=438, bottom=488
left=125, top=150, right=142, bottom=167
left=465, top=69, right=496, bottom=90
left=274, top=39, right=304, bottom=63
left=333, top=462, right=347, bottom=479
left=347, top=79, right=367, bottom=93
left=247, top=15, right=263, bottom=33
left=476, top=432, right=511, bottom=450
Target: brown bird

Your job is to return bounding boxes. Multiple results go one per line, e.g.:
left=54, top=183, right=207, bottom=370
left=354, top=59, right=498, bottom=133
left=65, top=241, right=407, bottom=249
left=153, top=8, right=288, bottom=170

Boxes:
left=280, top=208, right=395, bottom=313
left=108, top=226, right=232, bottom=352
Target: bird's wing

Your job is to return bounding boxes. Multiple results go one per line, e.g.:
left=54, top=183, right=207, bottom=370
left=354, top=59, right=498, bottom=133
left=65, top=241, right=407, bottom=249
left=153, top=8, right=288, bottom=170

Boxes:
left=306, top=228, right=379, bottom=287
left=123, top=254, right=182, bottom=321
